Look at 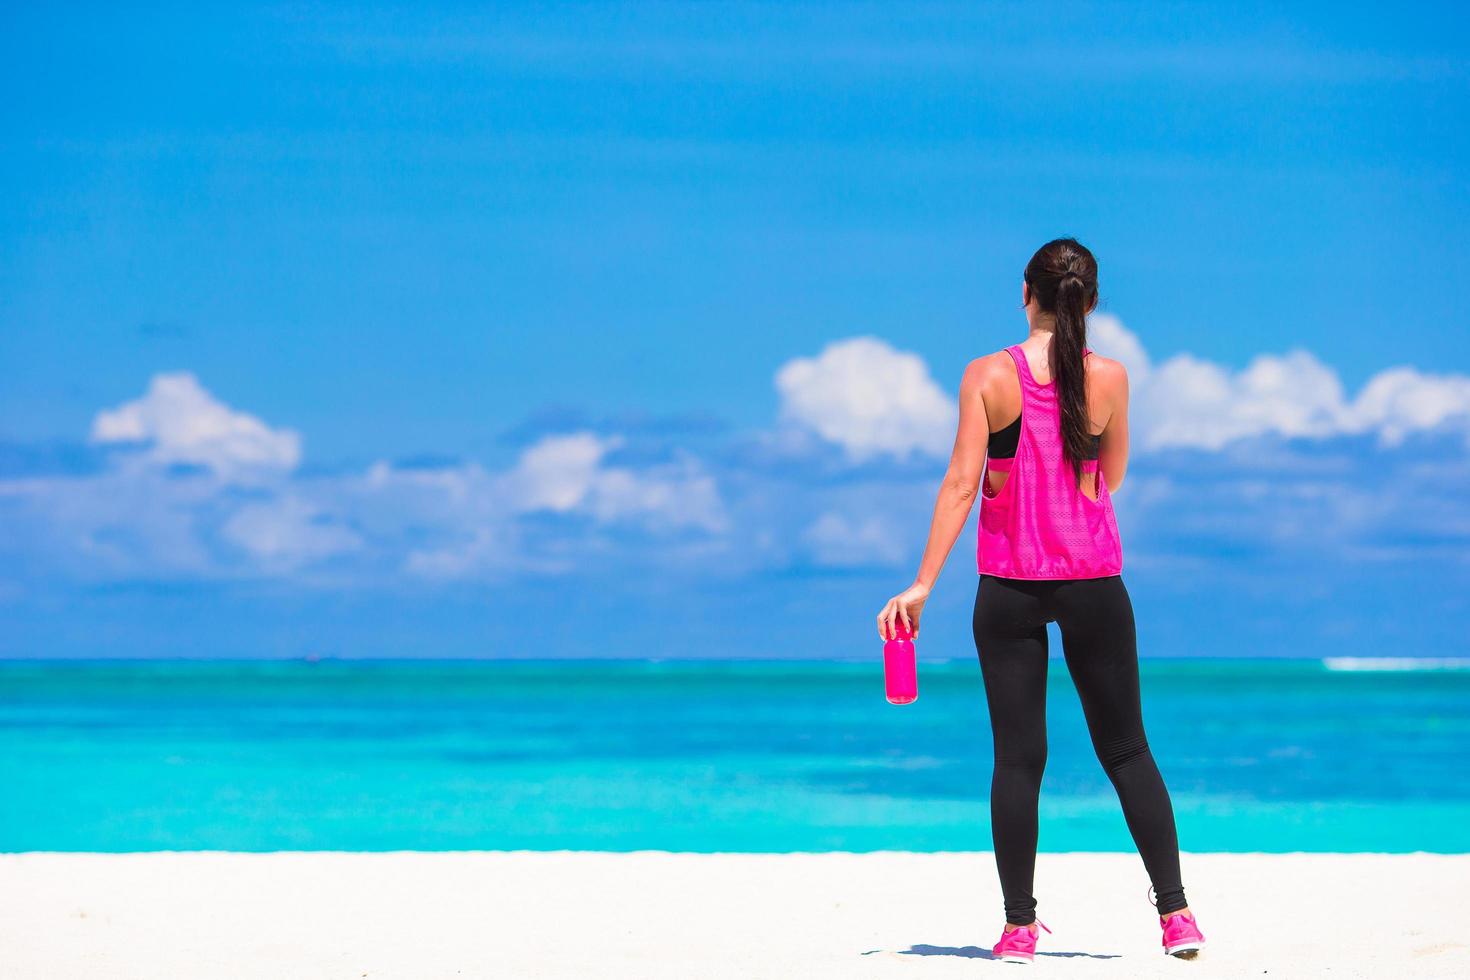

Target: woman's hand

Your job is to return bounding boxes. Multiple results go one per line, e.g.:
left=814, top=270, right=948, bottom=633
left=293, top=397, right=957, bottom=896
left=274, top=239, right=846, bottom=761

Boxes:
left=877, top=583, right=931, bottom=641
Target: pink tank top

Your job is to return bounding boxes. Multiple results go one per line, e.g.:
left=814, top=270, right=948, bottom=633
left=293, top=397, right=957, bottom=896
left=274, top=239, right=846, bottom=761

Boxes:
left=976, top=345, right=1124, bottom=580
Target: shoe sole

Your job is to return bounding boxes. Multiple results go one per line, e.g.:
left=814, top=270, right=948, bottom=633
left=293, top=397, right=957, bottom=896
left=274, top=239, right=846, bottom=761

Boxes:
left=1165, top=940, right=1205, bottom=958
left=998, top=954, right=1035, bottom=964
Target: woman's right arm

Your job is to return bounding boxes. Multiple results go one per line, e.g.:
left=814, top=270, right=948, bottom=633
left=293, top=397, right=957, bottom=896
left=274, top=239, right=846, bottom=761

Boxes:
left=876, top=357, right=993, bottom=641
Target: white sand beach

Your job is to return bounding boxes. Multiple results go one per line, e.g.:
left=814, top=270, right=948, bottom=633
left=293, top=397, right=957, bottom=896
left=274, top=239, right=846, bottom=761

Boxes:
left=1, top=851, right=1465, bottom=979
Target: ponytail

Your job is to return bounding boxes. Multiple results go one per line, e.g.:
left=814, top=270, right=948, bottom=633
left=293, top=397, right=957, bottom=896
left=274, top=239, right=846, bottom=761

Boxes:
left=1023, top=238, right=1099, bottom=485
left=1051, top=275, right=1092, bottom=485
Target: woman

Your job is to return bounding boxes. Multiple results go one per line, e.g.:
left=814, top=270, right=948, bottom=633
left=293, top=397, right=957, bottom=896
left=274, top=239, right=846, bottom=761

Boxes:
left=876, top=238, right=1206, bottom=964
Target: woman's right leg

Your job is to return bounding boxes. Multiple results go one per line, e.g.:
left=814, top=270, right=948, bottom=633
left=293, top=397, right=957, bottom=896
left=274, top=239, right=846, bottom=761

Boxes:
left=972, top=575, right=1051, bottom=927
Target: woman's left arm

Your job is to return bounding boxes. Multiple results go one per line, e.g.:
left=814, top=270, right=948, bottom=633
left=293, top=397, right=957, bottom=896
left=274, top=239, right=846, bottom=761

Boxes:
left=876, top=359, right=991, bottom=641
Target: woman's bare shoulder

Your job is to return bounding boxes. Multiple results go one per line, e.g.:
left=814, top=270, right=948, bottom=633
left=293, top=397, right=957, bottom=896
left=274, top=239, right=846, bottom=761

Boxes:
left=1085, top=352, right=1129, bottom=392
left=961, top=350, right=1016, bottom=390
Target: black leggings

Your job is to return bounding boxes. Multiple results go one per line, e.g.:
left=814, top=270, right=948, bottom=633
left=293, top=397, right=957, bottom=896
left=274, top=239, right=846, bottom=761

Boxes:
left=972, top=574, right=1187, bottom=925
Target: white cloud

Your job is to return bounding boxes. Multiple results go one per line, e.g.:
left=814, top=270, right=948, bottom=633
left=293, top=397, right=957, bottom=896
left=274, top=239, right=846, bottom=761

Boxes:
left=1097, top=318, right=1470, bottom=451
left=586, top=459, right=725, bottom=531
left=1351, top=368, right=1470, bottom=446
left=505, top=432, right=726, bottom=531
left=376, top=431, right=728, bottom=579
left=508, top=432, right=623, bottom=512
left=90, top=373, right=301, bottom=476
left=0, top=468, right=223, bottom=579
left=1137, top=350, right=1354, bottom=450
left=220, top=497, right=364, bottom=566
left=20, top=371, right=729, bottom=583
left=775, top=337, right=956, bottom=460
left=362, top=432, right=726, bottom=536
left=801, top=511, right=908, bottom=567
left=404, top=528, right=518, bottom=579
left=1087, top=312, right=1153, bottom=379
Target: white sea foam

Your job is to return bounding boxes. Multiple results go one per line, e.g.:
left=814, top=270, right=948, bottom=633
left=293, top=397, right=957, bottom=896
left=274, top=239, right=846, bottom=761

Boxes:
left=1322, top=657, right=1470, bottom=672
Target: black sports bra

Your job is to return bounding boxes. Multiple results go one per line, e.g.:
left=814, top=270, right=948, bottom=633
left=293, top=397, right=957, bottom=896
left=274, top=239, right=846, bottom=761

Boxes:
left=988, top=417, right=1100, bottom=460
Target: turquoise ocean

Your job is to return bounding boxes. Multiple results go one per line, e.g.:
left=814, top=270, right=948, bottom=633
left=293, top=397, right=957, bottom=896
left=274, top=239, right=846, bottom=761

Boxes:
left=2, top=659, right=1466, bottom=853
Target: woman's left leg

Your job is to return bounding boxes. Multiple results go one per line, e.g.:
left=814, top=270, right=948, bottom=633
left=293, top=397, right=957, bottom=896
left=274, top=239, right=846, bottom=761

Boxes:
left=1052, top=575, right=1188, bottom=916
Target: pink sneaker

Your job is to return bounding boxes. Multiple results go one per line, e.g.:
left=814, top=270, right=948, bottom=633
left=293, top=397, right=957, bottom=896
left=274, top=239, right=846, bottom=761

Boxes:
left=992, top=920, right=1051, bottom=965
left=1160, top=911, right=1206, bottom=958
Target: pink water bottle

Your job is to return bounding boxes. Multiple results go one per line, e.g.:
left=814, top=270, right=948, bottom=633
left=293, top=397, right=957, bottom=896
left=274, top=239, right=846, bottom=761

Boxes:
left=884, top=619, right=918, bottom=704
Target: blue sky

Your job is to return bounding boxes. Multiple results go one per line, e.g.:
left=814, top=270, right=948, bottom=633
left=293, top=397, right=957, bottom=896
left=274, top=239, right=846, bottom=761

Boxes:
left=4, top=2, right=1469, bottom=658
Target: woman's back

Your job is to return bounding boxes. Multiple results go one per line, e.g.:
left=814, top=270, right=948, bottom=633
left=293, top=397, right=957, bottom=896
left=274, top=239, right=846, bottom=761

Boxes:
left=975, top=341, right=1125, bottom=580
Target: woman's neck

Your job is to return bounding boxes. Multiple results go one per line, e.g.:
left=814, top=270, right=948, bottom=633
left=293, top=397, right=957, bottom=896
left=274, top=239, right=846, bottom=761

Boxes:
left=1025, top=320, right=1056, bottom=346
left=1025, top=311, right=1056, bottom=342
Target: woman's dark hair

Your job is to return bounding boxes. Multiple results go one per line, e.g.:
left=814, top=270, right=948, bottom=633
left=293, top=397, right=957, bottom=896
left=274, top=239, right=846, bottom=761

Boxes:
left=1023, top=238, right=1099, bottom=483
